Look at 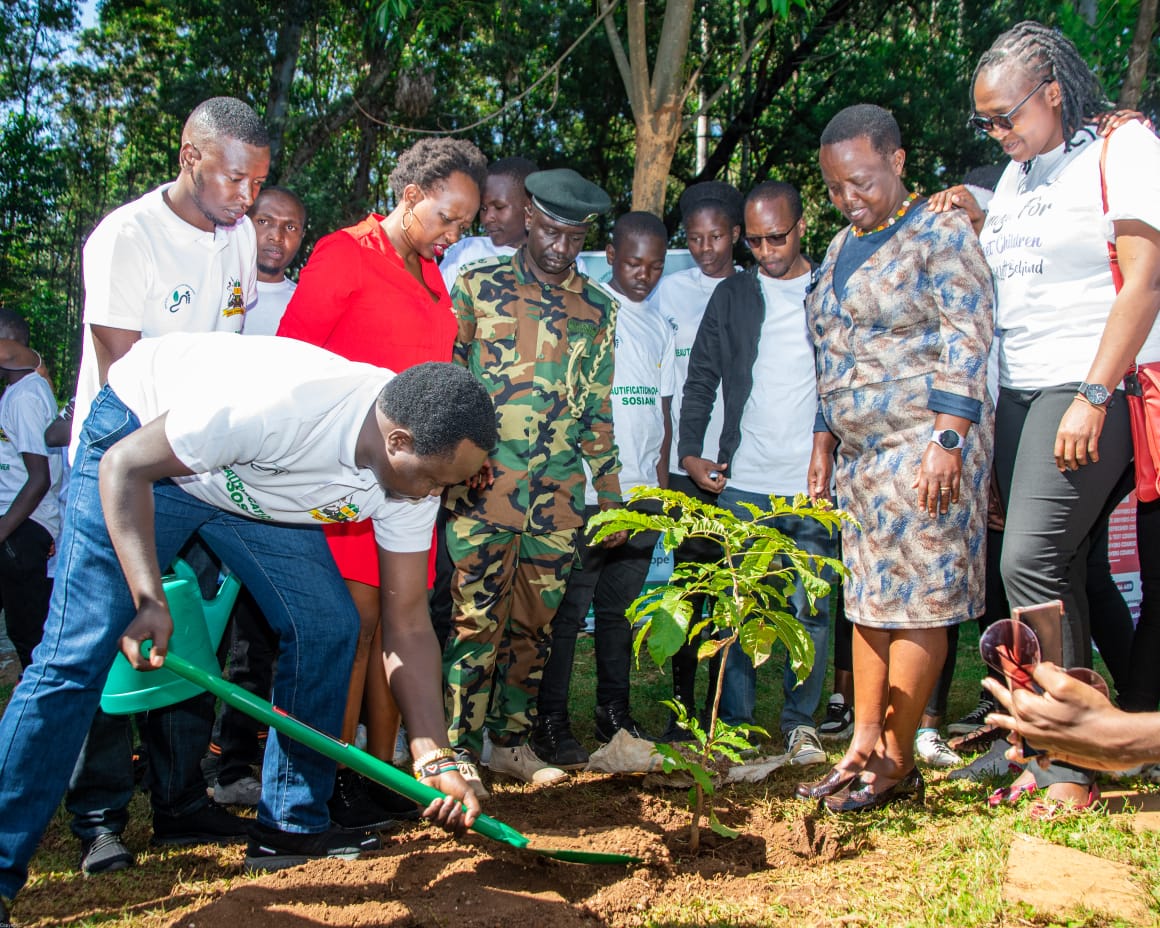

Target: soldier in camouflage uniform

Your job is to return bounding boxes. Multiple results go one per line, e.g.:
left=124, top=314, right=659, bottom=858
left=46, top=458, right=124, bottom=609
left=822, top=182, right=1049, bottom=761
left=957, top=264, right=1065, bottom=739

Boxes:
left=444, top=169, right=627, bottom=794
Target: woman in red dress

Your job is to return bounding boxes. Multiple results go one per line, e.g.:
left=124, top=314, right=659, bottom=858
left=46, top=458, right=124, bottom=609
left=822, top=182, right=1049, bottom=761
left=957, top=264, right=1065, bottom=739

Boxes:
left=279, top=137, right=487, bottom=826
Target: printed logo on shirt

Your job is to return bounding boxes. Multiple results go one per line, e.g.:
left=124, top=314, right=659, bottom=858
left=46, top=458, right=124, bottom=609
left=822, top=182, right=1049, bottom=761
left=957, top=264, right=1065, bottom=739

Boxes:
left=222, top=466, right=272, bottom=520
left=167, top=285, right=194, bottom=314
left=250, top=462, right=288, bottom=477
left=309, top=497, right=361, bottom=524
left=611, top=385, right=659, bottom=406
left=0, top=427, right=8, bottom=442
left=223, top=278, right=245, bottom=318
left=675, top=347, right=691, bottom=358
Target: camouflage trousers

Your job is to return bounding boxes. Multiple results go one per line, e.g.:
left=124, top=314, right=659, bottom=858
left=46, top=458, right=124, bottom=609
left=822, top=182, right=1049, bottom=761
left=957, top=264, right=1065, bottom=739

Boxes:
left=442, top=513, right=576, bottom=757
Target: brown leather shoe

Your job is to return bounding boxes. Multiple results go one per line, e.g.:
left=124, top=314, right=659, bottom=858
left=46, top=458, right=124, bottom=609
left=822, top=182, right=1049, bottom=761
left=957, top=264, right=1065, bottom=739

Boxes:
left=795, top=765, right=857, bottom=800
left=823, top=767, right=925, bottom=814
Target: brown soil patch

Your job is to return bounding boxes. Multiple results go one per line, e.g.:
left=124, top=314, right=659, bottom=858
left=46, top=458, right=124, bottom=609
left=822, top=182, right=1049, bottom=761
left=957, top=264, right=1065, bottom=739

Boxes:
left=160, top=779, right=824, bottom=927
left=1003, top=832, right=1151, bottom=924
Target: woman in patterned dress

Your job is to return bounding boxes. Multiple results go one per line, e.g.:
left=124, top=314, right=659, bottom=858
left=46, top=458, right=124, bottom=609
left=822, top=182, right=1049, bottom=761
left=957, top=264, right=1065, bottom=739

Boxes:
left=798, top=104, right=994, bottom=813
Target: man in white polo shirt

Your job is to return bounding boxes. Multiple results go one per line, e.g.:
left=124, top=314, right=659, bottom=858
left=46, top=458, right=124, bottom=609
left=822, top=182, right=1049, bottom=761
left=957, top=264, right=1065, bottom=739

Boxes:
left=240, top=186, right=307, bottom=336
left=679, top=181, right=835, bottom=767
left=0, top=333, right=494, bottom=912
left=64, top=95, right=270, bottom=876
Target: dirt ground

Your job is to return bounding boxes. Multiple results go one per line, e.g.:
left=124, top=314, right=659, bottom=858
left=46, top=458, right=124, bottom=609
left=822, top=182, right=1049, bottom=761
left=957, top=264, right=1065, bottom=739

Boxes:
left=159, top=782, right=827, bottom=928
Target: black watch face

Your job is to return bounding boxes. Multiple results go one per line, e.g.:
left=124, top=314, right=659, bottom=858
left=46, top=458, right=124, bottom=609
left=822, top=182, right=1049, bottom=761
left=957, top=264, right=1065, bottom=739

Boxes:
left=1085, top=384, right=1110, bottom=406
left=938, top=430, right=959, bottom=450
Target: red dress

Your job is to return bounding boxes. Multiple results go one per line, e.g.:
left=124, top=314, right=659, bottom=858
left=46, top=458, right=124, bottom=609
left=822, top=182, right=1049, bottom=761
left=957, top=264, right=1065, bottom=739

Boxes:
left=278, top=214, right=457, bottom=585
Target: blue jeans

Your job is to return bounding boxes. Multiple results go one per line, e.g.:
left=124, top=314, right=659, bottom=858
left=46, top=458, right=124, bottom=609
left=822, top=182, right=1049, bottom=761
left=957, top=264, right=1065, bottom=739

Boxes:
left=0, top=387, right=359, bottom=897
left=713, top=487, right=836, bottom=735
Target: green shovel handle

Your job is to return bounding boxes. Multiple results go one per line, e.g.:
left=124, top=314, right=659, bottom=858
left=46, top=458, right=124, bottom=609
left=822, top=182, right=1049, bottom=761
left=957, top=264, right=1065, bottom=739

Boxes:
left=150, top=647, right=528, bottom=850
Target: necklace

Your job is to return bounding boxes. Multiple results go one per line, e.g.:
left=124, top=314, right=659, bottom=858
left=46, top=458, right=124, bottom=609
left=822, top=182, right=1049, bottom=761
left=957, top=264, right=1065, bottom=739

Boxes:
left=850, top=191, right=919, bottom=237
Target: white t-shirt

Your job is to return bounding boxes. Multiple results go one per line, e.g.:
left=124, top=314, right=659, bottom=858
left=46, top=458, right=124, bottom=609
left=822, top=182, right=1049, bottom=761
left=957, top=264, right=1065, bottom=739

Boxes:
left=244, top=278, right=298, bottom=336
left=655, top=266, right=735, bottom=474
left=439, top=236, right=516, bottom=293
left=729, top=273, right=816, bottom=496
left=0, top=374, right=62, bottom=538
left=106, top=332, right=438, bottom=553
left=583, top=284, right=676, bottom=504
left=981, top=121, right=1160, bottom=389
left=73, top=182, right=258, bottom=456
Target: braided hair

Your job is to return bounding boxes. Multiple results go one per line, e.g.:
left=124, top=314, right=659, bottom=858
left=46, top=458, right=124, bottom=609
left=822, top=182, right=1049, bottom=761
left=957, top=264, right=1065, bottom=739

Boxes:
left=972, top=21, right=1110, bottom=151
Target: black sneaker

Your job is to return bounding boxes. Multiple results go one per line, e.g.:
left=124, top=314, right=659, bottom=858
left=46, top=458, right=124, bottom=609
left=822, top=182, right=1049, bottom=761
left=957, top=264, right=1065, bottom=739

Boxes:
left=80, top=832, right=134, bottom=875
left=947, top=691, right=998, bottom=735
left=244, top=822, right=380, bottom=873
left=365, top=781, right=421, bottom=821
left=529, top=713, right=590, bottom=769
left=151, top=801, right=250, bottom=847
left=593, top=703, right=653, bottom=744
left=328, top=768, right=401, bottom=831
left=818, top=694, right=854, bottom=741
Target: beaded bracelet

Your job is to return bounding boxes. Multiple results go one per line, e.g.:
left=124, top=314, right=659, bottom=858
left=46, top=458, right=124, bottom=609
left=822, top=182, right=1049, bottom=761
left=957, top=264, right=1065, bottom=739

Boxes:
left=415, top=758, right=459, bottom=780
left=411, top=746, right=456, bottom=777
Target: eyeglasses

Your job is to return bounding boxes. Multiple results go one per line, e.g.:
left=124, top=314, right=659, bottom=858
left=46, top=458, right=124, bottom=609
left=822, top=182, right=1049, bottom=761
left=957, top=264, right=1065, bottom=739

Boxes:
left=744, top=227, right=795, bottom=249
left=967, top=77, right=1052, bottom=134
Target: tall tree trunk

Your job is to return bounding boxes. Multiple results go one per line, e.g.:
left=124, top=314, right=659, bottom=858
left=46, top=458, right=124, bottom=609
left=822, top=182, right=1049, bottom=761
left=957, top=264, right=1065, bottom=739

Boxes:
left=632, top=105, right=683, bottom=215
left=266, top=0, right=314, bottom=179
left=1118, top=0, right=1157, bottom=109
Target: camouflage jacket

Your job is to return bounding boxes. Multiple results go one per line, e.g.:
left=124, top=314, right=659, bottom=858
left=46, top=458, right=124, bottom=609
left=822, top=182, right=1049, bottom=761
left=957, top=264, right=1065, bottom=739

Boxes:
left=446, top=247, right=622, bottom=533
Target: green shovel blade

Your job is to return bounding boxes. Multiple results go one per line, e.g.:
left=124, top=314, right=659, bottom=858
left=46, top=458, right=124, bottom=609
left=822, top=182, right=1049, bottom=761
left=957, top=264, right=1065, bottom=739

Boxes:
left=153, top=647, right=641, bottom=865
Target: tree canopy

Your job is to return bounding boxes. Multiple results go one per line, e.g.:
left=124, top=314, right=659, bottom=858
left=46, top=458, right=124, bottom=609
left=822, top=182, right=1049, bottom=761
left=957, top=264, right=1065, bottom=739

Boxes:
left=0, top=0, right=1154, bottom=396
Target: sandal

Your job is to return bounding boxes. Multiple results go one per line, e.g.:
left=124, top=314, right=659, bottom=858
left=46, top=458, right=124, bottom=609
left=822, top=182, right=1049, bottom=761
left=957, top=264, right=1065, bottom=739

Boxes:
left=987, top=780, right=1037, bottom=808
left=1027, top=783, right=1100, bottom=821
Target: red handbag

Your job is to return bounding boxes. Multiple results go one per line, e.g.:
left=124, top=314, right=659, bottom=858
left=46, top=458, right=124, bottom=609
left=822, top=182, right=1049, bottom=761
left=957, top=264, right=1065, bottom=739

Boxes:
left=1103, top=134, right=1160, bottom=502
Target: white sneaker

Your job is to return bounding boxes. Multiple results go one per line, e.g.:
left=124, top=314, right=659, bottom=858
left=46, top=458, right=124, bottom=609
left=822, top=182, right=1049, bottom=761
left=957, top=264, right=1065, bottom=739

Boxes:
left=785, top=725, right=827, bottom=766
left=455, top=759, right=490, bottom=800
left=212, top=775, right=262, bottom=807
left=915, top=730, right=963, bottom=768
left=487, top=743, right=567, bottom=785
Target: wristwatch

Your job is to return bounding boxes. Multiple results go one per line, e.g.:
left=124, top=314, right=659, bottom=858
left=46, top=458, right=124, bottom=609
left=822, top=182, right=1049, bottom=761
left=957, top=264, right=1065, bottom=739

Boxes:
left=930, top=428, right=965, bottom=452
left=1076, top=382, right=1112, bottom=409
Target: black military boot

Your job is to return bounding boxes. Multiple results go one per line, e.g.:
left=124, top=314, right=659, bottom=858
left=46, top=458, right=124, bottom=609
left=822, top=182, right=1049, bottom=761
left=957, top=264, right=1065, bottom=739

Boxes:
left=529, top=713, right=589, bottom=769
left=593, top=703, right=653, bottom=744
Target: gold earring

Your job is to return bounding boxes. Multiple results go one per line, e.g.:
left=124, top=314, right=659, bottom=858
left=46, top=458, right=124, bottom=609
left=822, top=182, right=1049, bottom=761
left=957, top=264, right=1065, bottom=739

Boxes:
left=402, top=207, right=415, bottom=231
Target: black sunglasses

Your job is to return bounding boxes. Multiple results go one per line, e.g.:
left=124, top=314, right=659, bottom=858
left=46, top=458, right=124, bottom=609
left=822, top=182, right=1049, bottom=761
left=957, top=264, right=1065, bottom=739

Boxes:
left=967, top=77, right=1052, bottom=134
left=744, top=227, right=795, bottom=249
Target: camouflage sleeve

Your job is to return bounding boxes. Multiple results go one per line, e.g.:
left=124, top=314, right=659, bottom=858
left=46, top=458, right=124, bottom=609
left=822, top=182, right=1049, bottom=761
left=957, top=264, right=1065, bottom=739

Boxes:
left=578, top=301, right=622, bottom=506
left=451, top=273, right=477, bottom=368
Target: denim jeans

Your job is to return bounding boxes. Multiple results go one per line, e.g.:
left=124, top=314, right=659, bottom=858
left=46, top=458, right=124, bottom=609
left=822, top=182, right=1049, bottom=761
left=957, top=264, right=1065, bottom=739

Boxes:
left=0, top=387, right=358, bottom=898
left=712, top=487, right=836, bottom=735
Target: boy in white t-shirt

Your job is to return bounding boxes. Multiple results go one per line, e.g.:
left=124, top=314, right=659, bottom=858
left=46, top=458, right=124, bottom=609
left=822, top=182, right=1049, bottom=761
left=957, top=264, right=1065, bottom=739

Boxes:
left=0, top=333, right=495, bottom=902
left=0, top=309, right=60, bottom=672
left=530, top=212, right=676, bottom=768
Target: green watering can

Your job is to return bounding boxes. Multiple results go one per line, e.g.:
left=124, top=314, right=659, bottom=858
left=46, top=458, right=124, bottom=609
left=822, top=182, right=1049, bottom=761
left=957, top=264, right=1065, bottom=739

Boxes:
left=100, top=558, right=241, bottom=714
left=99, top=565, right=641, bottom=866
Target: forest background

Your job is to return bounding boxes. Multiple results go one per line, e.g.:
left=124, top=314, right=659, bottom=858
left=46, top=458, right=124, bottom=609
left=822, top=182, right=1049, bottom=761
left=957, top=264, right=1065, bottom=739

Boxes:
left=1, top=0, right=1156, bottom=399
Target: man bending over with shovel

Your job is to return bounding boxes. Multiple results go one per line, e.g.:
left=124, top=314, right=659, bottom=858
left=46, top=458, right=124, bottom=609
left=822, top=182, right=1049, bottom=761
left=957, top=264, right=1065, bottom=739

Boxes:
left=0, top=332, right=495, bottom=925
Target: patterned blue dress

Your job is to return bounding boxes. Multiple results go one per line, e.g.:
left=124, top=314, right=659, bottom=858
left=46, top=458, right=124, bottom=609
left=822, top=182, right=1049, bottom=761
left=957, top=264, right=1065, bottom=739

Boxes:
left=806, top=205, right=994, bottom=629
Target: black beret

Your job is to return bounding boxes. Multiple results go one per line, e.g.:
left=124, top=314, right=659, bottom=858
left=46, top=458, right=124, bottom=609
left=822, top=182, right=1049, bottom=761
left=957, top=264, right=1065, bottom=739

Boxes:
left=525, top=169, right=611, bottom=226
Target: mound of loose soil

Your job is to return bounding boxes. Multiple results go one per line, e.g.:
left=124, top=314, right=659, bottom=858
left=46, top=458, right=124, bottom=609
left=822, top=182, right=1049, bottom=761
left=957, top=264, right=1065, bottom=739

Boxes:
left=163, top=778, right=847, bottom=927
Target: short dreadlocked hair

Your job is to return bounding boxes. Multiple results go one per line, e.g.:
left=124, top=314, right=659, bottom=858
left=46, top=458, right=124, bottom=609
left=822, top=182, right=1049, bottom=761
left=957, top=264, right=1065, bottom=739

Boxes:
left=972, top=21, right=1110, bottom=151
left=388, top=137, right=489, bottom=199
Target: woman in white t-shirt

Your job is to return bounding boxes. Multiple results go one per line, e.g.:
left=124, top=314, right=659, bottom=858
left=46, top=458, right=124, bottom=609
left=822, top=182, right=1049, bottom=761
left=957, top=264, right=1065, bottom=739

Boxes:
left=933, top=21, right=1160, bottom=816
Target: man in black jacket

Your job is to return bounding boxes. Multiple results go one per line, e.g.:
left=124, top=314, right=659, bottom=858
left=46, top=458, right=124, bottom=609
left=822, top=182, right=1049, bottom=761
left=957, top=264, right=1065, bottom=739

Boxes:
left=679, top=181, right=835, bottom=767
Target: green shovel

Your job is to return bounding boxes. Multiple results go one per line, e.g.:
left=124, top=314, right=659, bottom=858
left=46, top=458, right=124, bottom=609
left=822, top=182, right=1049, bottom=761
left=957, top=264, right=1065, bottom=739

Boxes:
left=150, top=647, right=642, bottom=866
